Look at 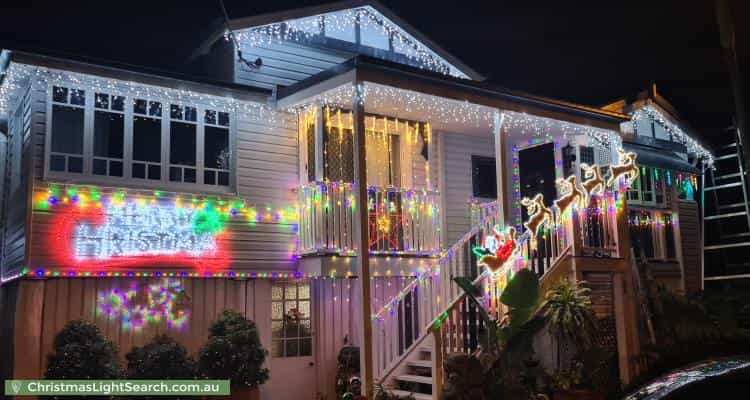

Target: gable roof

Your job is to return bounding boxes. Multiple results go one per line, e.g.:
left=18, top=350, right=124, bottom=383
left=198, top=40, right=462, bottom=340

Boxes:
left=201, top=0, right=483, bottom=80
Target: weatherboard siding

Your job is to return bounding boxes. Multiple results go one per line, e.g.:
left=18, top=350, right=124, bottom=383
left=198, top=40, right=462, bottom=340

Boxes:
left=234, top=38, right=353, bottom=89
left=18, top=76, right=300, bottom=273
left=441, top=132, right=495, bottom=245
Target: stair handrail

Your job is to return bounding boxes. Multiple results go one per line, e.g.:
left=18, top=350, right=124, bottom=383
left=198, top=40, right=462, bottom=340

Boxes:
left=371, top=206, right=499, bottom=322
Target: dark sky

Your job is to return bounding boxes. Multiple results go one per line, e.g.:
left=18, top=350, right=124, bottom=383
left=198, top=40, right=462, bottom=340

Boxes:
left=1, top=0, right=747, bottom=147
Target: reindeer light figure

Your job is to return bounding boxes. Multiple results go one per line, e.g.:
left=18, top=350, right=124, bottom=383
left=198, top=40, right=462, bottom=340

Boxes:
left=554, top=175, right=584, bottom=217
left=581, top=164, right=605, bottom=207
left=607, top=150, right=639, bottom=187
left=520, top=194, right=554, bottom=240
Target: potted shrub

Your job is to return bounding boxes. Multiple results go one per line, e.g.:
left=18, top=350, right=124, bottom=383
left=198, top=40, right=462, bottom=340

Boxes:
left=198, top=310, right=269, bottom=400
left=126, top=334, right=197, bottom=379
left=45, top=319, right=121, bottom=379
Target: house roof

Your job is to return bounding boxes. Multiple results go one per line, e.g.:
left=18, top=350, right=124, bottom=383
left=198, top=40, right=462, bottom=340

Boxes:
left=277, top=55, right=629, bottom=129
left=1, top=49, right=271, bottom=102
left=200, top=0, right=484, bottom=80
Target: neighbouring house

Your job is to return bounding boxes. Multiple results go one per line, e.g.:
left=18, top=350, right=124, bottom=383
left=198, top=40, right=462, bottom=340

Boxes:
left=0, top=1, right=713, bottom=400
left=602, top=84, right=714, bottom=295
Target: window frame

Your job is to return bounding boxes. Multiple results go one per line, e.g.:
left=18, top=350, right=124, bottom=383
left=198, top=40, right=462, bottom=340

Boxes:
left=629, top=208, right=678, bottom=262
left=44, top=82, right=235, bottom=193
left=626, top=166, right=666, bottom=207
left=270, top=281, right=313, bottom=358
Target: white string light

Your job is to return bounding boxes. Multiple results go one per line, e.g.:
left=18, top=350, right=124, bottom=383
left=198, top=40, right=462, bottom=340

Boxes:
left=631, top=105, right=714, bottom=165
left=0, top=63, right=281, bottom=123
left=232, top=6, right=467, bottom=78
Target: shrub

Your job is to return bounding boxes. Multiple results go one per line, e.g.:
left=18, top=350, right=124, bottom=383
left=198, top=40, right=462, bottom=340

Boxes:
left=126, top=334, right=197, bottom=379
left=45, top=320, right=121, bottom=379
left=198, top=310, right=269, bottom=387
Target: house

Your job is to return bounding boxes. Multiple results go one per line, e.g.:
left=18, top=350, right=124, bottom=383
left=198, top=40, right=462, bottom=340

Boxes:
left=0, top=1, right=713, bottom=399
left=602, top=84, right=713, bottom=295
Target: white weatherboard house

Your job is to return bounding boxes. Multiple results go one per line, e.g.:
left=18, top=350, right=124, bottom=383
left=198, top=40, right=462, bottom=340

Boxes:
left=0, top=1, right=713, bottom=399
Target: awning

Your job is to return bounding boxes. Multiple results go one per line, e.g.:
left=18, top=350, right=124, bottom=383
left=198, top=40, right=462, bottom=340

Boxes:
left=623, top=141, right=700, bottom=174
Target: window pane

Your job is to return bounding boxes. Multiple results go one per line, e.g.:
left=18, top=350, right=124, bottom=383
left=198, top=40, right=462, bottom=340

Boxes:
left=134, top=99, right=148, bottom=115
left=471, top=155, right=497, bottom=199
left=148, top=164, right=161, bottom=180
left=185, top=106, right=197, bottom=122
left=70, top=89, right=85, bottom=106
left=285, top=284, right=297, bottom=300
left=272, top=321, right=284, bottom=339
left=133, top=116, right=161, bottom=162
left=68, top=157, right=83, bottom=173
left=149, top=101, right=162, bottom=117
left=298, top=300, right=310, bottom=319
left=272, top=285, right=283, bottom=300
left=111, top=96, right=125, bottom=111
left=170, top=121, right=196, bottom=166
left=50, top=155, right=65, bottom=171
left=218, top=112, right=229, bottom=127
left=272, top=302, right=283, bottom=319
left=285, top=339, right=299, bottom=357
left=204, top=110, right=217, bottom=125
left=170, top=104, right=183, bottom=119
left=110, top=161, right=123, bottom=177
left=298, top=284, right=310, bottom=300
left=218, top=171, right=230, bottom=186
left=184, top=168, right=196, bottom=183
left=169, top=167, right=182, bottom=182
left=132, top=163, right=146, bottom=178
left=285, top=300, right=297, bottom=314
left=53, top=86, right=68, bottom=103
left=51, top=105, right=84, bottom=154
left=300, top=338, right=312, bottom=356
left=95, top=93, right=109, bottom=109
left=93, top=159, right=107, bottom=175
left=205, top=126, right=229, bottom=169
left=94, top=111, right=124, bottom=158
left=204, top=171, right=216, bottom=185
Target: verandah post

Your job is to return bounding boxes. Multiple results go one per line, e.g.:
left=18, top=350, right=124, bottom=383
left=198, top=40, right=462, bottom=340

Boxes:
left=493, top=111, right=506, bottom=227
left=352, top=82, right=374, bottom=399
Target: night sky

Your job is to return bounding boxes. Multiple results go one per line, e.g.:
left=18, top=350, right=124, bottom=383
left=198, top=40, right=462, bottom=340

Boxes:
left=1, top=0, right=747, bottom=147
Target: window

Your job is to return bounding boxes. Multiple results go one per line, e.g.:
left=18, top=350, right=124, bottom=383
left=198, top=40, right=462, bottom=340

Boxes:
left=271, top=281, right=312, bottom=357
left=203, top=110, right=231, bottom=186
left=626, top=166, right=665, bottom=206
left=629, top=210, right=677, bottom=261
left=472, top=155, right=497, bottom=199
left=169, top=105, right=197, bottom=183
left=47, top=85, right=233, bottom=189
left=93, top=93, right=125, bottom=177
left=50, top=86, right=85, bottom=173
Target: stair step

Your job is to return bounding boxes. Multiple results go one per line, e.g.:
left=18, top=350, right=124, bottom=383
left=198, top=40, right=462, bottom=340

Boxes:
left=396, top=374, right=434, bottom=385
left=408, top=360, right=433, bottom=369
left=419, top=346, right=433, bottom=354
left=389, top=389, right=432, bottom=400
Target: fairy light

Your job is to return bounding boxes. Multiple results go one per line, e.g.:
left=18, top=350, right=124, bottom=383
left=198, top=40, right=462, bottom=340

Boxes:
left=631, top=105, right=714, bottom=165
left=0, top=63, right=279, bottom=122
left=231, top=6, right=467, bottom=78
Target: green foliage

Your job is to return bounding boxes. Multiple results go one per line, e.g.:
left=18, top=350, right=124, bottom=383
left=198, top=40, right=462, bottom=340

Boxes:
left=126, top=334, right=197, bottom=379
left=198, top=310, right=269, bottom=387
left=540, top=279, right=595, bottom=347
left=500, top=269, right=540, bottom=309
left=45, top=320, right=121, bottom=379
left=549, top=360, right=583, bottom=391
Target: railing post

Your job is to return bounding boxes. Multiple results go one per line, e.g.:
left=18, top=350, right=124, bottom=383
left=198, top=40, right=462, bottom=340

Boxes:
left=431, top=329, right=443, bottom=400
left=570, top=209, right=583, bottom=257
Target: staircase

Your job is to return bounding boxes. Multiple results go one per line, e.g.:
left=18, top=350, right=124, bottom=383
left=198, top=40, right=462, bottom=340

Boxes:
left=371, top=193, right=623, bottom=399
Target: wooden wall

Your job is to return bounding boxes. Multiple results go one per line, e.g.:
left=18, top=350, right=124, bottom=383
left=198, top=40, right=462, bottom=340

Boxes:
left=440, top=132, right=495, bottom=244
left=234, top=37, right=353, bottom=90
left=679, top=201, right=702, bottom=294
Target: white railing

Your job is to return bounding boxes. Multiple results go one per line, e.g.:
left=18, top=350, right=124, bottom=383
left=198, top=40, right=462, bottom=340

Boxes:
left=297, top=182, right=441, bottom=256
left=371, top=209, right=497, bottom=380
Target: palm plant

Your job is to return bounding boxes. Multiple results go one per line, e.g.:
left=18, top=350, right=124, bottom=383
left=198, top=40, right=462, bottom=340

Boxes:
left=540, top=278, right=596, bottom=369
